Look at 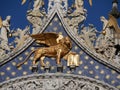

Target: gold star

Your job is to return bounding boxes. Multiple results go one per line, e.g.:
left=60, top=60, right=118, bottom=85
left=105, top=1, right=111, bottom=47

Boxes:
left=19, top=57, right=23, bottom=61
left=85, top=56, right=89, bottom=60
left=95, top=76, right=99, bottom=79
left=106, top=75, right=110, bottom=79
left=111, top=70, right=116, bottom=74
left=6, top=77, right=10, bottom=80
left=79, top=51, right=83, bottom=55
left=78, top=71, right=82, bottom=74
left=100, top=70, right=104, bottom=74
left=89, top=70, right=94, bottom=74
left=79, top=61, right=83, bottom=65
left=24, top=62, right=28, bottom=65
left=59, top=23, right=62, bottom=26
left=53, top=27, right=58, bottom=31
left=11, top=72, right=16, bottom=76
left=25, top=52, right=29, bottom=55
left=117, top=75, right=120, bottom=79
left=90, top=61, right=94, bottom=64
left=50, top=22, right=53, bottom=26
left=0, top=72, right=5, bottom=76
left=23, top=71, right=27, bottom=75
left=31, top=47, right=35, bottom=51
left=95, top=66, right=99, bottom=69
left=6, top=67, right=11, bottom=71
left=18, top=67, right=22, bottom=70
left=84, top=66, right=88, bottom=70
left=74, top=46, right=78, bottom=50
left=54, top=18, right=58, bottom=21
left=111, top=80, right=115, bottom=84
left=12, top=62, right=16, bottom=66
left=30, top=56, right=34, bottom=60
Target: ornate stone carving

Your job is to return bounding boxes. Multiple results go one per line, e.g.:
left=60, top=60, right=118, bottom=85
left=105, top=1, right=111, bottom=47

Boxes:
left=48, top=0, right=68, bottom=15
left=27, top=0, right=47, bottom=34
left=64, top=0, right=87, bottom=33
left=13, top=26, right=30, bottom=51
left=95, top=34, right=116, bottom=60
left=79, top=24, right=97, bottom=51
left=0, top=74, right=118, bottom=90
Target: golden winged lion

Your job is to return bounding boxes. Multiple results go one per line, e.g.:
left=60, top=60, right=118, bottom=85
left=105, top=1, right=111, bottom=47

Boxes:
left=17, top=33, right=75, bottom=67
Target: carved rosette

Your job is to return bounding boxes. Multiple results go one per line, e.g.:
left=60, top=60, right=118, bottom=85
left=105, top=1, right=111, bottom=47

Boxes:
left=0, top=74, right=118, bottom=90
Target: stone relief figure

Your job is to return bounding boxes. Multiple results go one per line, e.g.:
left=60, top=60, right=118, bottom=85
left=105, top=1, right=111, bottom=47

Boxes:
left=100, top=16, right=112, bottom=41
left=95, top=16, right=116, bottom=61
left=14, top=26, right=30, bottom=51
left=114, top=51, right=120, bottom=63
left=79, top=24, right=97, bottom=51
left=0, top=16, right=11, bottom=51
left=0, top=48, right=6, bottom=59
left=95, top=36, right=116, bottom=61
left=100, top=15, right=120, bottom=44
left=65, top=0, right=87, bottom=33
left=27, top=0, right=46, bottom=34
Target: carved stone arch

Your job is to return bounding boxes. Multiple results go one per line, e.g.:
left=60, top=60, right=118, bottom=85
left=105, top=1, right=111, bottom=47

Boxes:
left=0, top=74, right=118, bottom=90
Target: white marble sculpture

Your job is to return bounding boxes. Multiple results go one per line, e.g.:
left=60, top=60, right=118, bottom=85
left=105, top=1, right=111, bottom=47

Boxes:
left=27, top=0, right=46, bottom=34
left=0, top=16, right=11, bottom=51
left=65, top=0, right=87, bottom=33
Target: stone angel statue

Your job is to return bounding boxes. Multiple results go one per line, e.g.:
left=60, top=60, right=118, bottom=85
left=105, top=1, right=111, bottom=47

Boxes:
left=17, top=33, right=80, bottom=68
left=0, top=16, right=11, bottom=51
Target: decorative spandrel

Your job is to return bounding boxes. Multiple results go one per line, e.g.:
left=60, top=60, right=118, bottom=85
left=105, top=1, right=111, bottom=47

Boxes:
left=0, top=0, right=120, bottom=89
left=0, top=15, right=120, bottom=89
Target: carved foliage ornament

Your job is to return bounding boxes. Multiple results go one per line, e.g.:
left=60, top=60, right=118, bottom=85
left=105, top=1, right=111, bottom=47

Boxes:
left=0, top=74, right=118, bottom=90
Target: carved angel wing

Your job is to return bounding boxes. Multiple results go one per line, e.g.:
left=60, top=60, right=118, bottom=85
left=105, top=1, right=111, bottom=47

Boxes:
left=89, top=0, right=92, bottom=6
left=31, top=33, right=60, bottom=46
left=108, top=14, right=120, bottom=33
left=0, top=16, right=3, bottom=28
left=21, top=0, right=26, bottom=5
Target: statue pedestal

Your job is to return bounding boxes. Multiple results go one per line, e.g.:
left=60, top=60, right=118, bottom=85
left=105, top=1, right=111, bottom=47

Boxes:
left=44, top=65, right=51, bottom=73
left=69, top=65, right=76, bottom=73
left=32, top=65, right=38, bottom=73
left=57, top=64, right=63, bottom=73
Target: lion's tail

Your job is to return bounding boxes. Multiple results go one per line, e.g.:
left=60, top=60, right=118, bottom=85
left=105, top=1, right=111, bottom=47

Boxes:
left=16, top=50, right=35, bottom=68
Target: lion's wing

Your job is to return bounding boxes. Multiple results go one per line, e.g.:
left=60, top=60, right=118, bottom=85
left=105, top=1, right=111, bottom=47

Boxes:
left=31, top=32, right=59, bottom=46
